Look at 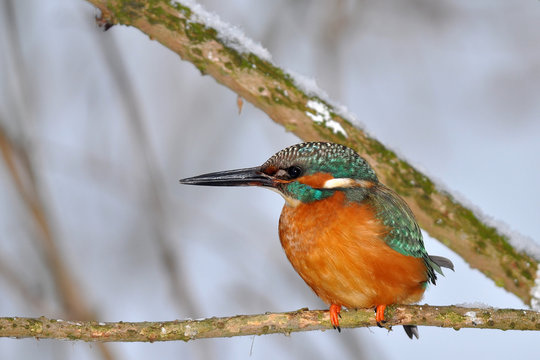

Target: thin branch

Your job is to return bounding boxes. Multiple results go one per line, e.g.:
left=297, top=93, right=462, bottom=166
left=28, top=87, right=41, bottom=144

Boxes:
left=1, top=305, right=539, bottom=342
left=93, top=18, right=214, bottom=360
left=83, top=0, right=539, bottom=306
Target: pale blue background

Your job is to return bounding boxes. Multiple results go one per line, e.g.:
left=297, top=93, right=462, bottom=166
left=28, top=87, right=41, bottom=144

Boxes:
left=0, top=1, right=539, bottom=359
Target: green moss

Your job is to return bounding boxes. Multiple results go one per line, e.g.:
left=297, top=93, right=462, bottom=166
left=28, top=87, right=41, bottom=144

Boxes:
left=457, top=207, right=516, bottom=254
left=412, top=173, right=436, bottom=196
left=502, top=265, right=514, bottom=280
left=218, top=48, right=251, bottom=69
left=521, top=269, right=533, bottom=280
left=273, top=86, right=294, bottom=107
left=192, top=59, right=208, bottom=75
left=108, top=0, right=145, bottom=25
left=384, top=306, right=394, bottom=320
left=312, top=122, right=330, bottom=139
left=191, top=47, right=202, bottom=57
left=436, top=311, right=465, bottom=324
left=333, top=128, right=347, bottom=141
left=146, top=4, right=167, bottom=24
left=284, top=123, right=297, bottom=132
left=249, top=55, right=296, bottom=89
left=367, top=138, right=397, bottom=162
left=257, top=93, right=272, bottom=106
left=185, top=22, right=217, bottom=43
left=170, top=1, right=193, bottom=18
left=67, top=334, right=80, bottom=340
left=480, top=311, right=491, bottom=320
left=476, top=240, right=487, bottom=249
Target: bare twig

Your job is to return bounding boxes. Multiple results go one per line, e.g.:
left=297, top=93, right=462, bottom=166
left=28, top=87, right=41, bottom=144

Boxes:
left=1, top=305, right=539, bottom=342
left=93, top=23, right=201, bottom=318
left=1, top=3, right=115, bottom=358
left=83, top=0, right=539, bottom=307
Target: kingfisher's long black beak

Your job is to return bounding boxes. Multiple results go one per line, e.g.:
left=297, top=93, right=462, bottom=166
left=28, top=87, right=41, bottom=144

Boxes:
left=179, top=166, right=274, bottom=187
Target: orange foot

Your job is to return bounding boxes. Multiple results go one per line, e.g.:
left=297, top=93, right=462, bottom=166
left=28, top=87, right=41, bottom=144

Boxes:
left=329, top=304, right=342, bottom=332
left=375, top=304, right=387, bottom=327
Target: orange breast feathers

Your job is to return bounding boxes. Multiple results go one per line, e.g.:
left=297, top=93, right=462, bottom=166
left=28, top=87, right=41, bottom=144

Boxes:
left=278, top=191, right=428, bottom=309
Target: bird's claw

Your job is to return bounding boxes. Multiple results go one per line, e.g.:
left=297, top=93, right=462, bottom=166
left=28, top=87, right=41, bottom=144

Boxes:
left=375, top=304, right=387, bottom=324
left=329, top=304, right=342, bottom=332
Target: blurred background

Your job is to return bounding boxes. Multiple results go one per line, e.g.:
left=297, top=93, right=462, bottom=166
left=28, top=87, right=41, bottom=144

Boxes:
left=1, top=0, right=539, bottom=359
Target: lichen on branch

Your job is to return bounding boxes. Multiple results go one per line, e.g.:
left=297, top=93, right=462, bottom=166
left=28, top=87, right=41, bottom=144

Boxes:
left=1, top=305, right=539, bottom=342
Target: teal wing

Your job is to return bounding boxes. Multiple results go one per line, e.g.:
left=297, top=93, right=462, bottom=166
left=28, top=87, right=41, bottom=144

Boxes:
left=368, top=185, right=447, bottom=284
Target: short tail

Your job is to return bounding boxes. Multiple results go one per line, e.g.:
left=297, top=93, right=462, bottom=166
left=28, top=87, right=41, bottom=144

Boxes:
left=425, top=254, right=454, bottom=285
left=408, top=256, right=453, bottom=339
left=429, top=255, right=455, bottom=272
left=403, top=325, right=419, bottom=339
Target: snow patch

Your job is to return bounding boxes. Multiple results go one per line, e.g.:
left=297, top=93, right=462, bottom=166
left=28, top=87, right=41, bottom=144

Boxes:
left=306, top=100, right=330, bottom=123
left=175, top=1, right=359, bottom=133
left=305, top=100, right=347, bottom=137
left=175, top=0, right=271, bottom=61
left=288, top=69, right=361, bottom=128
left=434, top=179, right=540, bottom=261
left=184, top=324, right=198, bottom=337
left=456, top=302, right=492, bottom=309
left=465, top=311, right=482, bottom=325
left=531, top=268, right=540, bottom=311
left=484, top=217, right=540, bottom=261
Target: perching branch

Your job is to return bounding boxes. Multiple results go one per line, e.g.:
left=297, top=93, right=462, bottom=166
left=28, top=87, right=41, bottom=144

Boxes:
left=1, top=305, right=539, bottom=341
left=82, top=0, right=539, bottom=307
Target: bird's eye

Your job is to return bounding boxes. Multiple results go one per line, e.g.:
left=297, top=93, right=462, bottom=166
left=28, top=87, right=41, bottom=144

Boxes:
left=286, top=166, right=303, bottom=179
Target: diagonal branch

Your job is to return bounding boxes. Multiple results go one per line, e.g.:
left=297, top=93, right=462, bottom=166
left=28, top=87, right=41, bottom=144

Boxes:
left=82, top=0, right=539, bottom=307
left=1, top=305, right=539, bottom=342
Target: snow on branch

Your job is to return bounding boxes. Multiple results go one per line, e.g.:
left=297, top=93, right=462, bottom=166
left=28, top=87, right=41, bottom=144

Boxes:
left=84, top=0, right=540, bottom=308
left=1, top=305, right=539, bottom=342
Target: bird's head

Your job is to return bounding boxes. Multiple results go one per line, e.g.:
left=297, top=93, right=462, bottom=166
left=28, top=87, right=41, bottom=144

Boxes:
left=179, top=142, right=379, bottom=206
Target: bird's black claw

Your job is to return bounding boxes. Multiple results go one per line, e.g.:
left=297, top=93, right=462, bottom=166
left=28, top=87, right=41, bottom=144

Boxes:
left=376, top=321, right=383, bottom=328
left=333, top=325, right=341, bottom=333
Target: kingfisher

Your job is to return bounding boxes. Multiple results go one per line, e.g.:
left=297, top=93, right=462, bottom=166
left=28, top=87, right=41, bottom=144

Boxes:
left=180, top=142, right=453, bottom=338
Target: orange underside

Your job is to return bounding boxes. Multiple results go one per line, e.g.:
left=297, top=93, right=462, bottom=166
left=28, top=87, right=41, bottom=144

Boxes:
left=279, top=191, right=427, bottom=310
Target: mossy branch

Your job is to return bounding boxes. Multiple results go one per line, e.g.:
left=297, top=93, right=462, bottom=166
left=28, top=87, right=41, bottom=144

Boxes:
left=1, top=305, right=539, bottom=341
left=83, top=0, right=539, bottom=306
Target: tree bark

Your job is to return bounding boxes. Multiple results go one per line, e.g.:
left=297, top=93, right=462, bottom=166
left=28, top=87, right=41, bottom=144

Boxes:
left=1, top=305, right=539, bottom=342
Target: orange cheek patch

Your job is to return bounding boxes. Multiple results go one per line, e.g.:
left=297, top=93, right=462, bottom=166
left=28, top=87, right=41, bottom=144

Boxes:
left=297, top=173, right=334, bottom=188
